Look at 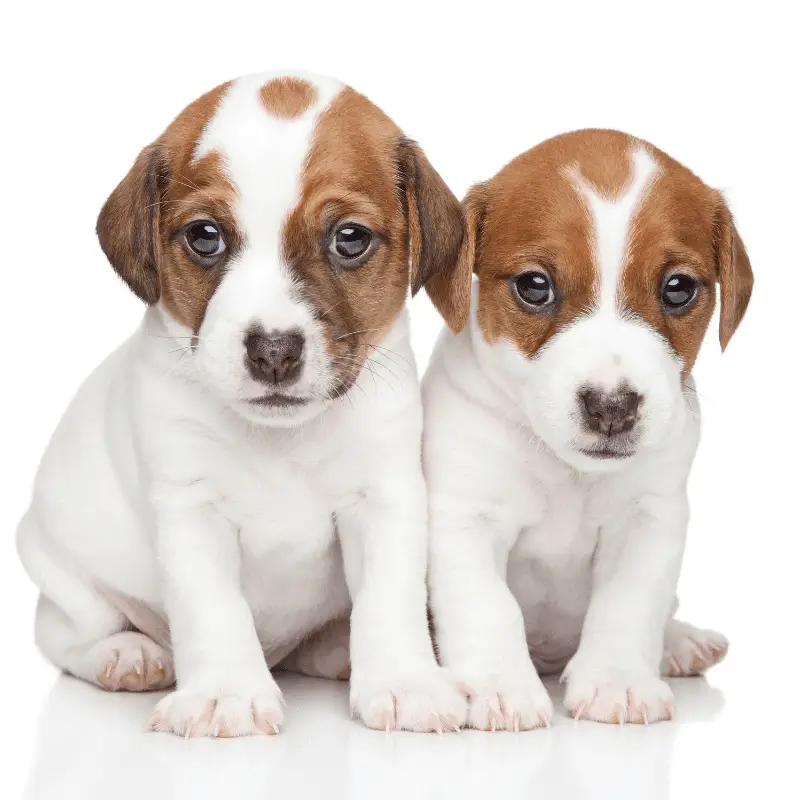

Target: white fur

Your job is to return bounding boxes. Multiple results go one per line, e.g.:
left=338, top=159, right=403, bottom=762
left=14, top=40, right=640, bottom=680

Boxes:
left=424, top=150, right=724, bottom=727
left=187, top=71, right=344, bottom=427
left=17, top=71, right=465, bottom=737
left=568, top=147, right=659, bottom=314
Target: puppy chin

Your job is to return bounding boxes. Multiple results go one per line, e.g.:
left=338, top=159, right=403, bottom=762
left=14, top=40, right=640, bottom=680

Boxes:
left=562, top=445, right=637, bottom=474
left=233, top=397, right=328, bottom=428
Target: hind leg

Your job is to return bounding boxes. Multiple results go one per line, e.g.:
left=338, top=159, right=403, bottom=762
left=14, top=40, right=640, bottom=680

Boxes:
left=19, top=514, right=174, bottom=692
left=36, top=597, right=174, bottom=691
left=278, top=618, right=351, bottom=680
left=662, top=618, right=728, bottom=677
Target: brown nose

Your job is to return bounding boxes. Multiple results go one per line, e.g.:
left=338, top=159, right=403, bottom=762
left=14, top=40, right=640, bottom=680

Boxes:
left=579, top=387, right=642, bottom=436
left=244, top=327, right=304, bottom=385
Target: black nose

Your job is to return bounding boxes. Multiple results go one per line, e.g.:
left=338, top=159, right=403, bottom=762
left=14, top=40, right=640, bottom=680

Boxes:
left=244, top=327, right=304, bottom=385
left=579, top=387, right=642, bottom=436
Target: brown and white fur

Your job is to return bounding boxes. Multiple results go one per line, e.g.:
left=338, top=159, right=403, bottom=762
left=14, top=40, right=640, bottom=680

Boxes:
left=423, top=130, right=752, bottom=728
left=16, top=71, right=469, bottom=736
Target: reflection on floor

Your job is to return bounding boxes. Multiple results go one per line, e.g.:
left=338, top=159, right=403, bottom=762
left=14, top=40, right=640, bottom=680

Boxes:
left=23, top=674, right=724, bottom=800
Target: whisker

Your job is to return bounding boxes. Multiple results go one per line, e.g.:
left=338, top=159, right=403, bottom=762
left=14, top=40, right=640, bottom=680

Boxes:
left=327, top=373, right=361, bottom=409
left=682, top=382, right=711, bottom=405
left=363, top=360, right=396, bottom=393
left=357, top=343, right=410, bottom=370
left=335, top=328, right=384, bottom=341
left=331, top=356, right=366, bottom=369
left=329, top=359, right=371, bottom=396
left=339, top=373, right=367, bottom=400
left=372, top=344, right=412, bottom=367
left=365, top=357, right=401, bottom=387
left=331, top=354, right=402, bottom=392
left=362, top=360, right=379, bottom=391
left=166, top=174, right=217, bottom=203
left=316, top=300, right=346, bottom=321
left=146, top=199, right=205, bottom=210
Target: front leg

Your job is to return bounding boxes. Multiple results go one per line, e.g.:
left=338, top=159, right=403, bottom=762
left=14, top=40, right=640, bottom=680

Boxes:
left=429, top=513, right=553, bottom=731
left=337, top=473, right=467, bottom=733
left=563, top=492, right=688, bottom=724
left=149, top=494, right=283, bottom=738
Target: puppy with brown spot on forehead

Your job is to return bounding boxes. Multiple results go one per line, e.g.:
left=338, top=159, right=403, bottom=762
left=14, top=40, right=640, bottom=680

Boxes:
left=423, top=129, right=752, bottom=729
left=16, top=71, right=469, bottom=736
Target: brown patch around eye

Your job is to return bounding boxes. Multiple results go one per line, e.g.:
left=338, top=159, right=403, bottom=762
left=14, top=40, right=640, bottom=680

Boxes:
left=621, top=162, right=721, bottom=377
left=96, top=80, right=237, bottom=331
left=154, top=83, right=240, bottom=335
left=473, top=142, right=601, bottom=360
left=280, top=87, right=411, bottom=393
left=260, top=77, right=318, bottom=120
left=478, top=269, right=594, bottom=360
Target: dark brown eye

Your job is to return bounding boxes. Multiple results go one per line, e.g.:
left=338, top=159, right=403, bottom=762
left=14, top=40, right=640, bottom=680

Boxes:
left=329, top=223, right=374, bottom=266
left=514, top=271, right=554, bottom=309
left=661, top=273, right=698, bottom=312
left=184, top=221, right=225, bottom=263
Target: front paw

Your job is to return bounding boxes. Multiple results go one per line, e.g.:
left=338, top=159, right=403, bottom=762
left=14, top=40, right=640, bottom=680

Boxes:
left=350, top=667, right=467, bottom=733
left=459, top=672, right=553, bottom=731
left=150, top=684, right=284, bottom=738
left=563, top=661, right=674, bottom=724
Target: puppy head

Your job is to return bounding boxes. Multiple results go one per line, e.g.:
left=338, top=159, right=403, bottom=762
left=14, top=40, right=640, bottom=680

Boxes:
left=457, top=130, right=753, bottom=471
left=97, top=72, right=464, bottom=426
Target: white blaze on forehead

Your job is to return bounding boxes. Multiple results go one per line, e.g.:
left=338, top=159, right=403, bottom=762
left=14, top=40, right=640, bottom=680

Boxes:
left=568, top=147, right=660, bottom=316
left=192, top=71, right=343, bottom=326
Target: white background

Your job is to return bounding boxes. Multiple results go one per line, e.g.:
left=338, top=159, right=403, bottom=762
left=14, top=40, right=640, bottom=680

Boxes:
left=1, top=1, right=797, bottom=797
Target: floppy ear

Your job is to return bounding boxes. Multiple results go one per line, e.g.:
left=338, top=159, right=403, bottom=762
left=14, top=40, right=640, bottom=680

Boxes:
left=397, top=137, right=471, bottom=332
left=713, top=194, right=754, bottom=351
left=96, top=143, right=165, bottom=303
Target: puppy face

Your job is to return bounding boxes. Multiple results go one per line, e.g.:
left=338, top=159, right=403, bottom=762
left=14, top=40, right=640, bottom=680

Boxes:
left=459, top=130, right=753, bottom=471
left=97, top=72, right=464, bottom=426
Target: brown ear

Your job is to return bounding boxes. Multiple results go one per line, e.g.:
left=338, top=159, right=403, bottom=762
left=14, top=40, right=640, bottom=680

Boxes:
left=713, top=195, right=754, bottom=351
left=446, top=182, right=486, bottom=322
left=397, top=137, right=471, bottom=332
left=96, top=143, right=165, bottom=303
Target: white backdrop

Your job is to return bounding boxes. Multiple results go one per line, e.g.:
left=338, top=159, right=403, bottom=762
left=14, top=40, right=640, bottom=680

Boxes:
left=1, top=2, right=797, bottom=798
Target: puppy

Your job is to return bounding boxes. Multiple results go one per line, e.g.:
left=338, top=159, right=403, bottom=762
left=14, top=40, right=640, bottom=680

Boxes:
left=423, top=130, right=752, bottom=728
left=17, top=71, right=469, bottom=736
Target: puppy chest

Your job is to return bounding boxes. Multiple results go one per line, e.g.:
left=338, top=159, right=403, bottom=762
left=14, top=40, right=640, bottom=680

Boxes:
left=235, top=470, right=349, bottom=634
left=234, top=472, right=338, bottom=561
left=507, top=481, right=598, bottom=664
left=512, top=479, right=598, bottom=565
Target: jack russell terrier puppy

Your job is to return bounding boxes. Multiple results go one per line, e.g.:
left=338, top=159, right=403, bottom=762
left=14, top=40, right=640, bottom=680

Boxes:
left=423, top=129, right=753, bottom=728
left=17, top=71, right=470, bottom=736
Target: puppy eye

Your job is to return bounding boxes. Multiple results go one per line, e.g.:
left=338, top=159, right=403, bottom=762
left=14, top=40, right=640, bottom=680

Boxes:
left=328, top=223, right=374, bottom=267
left=661, top=273, right=698, bottom=312
left=183, top=221, right=226, bottom=263
left=514, top=271, right=555, bottom=310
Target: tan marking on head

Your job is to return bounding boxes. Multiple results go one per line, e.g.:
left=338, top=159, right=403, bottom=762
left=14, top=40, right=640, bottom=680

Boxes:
left=472, top=131, right=612, bottom=357
left=561, top=132, right=634, bottom=199
left=97, top=81, right=239, bottom=333
left=463, top=129, right=752, bottom=367
left=260, top=76, right=318, bottom=119
left=622, top=143, right=752, bottom=373
left=620, top=149, right=718, bottom=375
left=281, top=87, right=464, bottom=391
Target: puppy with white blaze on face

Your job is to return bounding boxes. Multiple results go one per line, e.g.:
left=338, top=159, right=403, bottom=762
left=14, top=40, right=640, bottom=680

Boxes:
left=16, top=71, right=470, bottom=736
left=423, top=130, right=753, bottom=728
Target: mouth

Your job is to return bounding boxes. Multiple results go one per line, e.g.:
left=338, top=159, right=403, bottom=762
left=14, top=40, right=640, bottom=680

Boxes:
left=579, top=446, right=635, bottom=460
left=247, top=394, right=311, bottom=408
